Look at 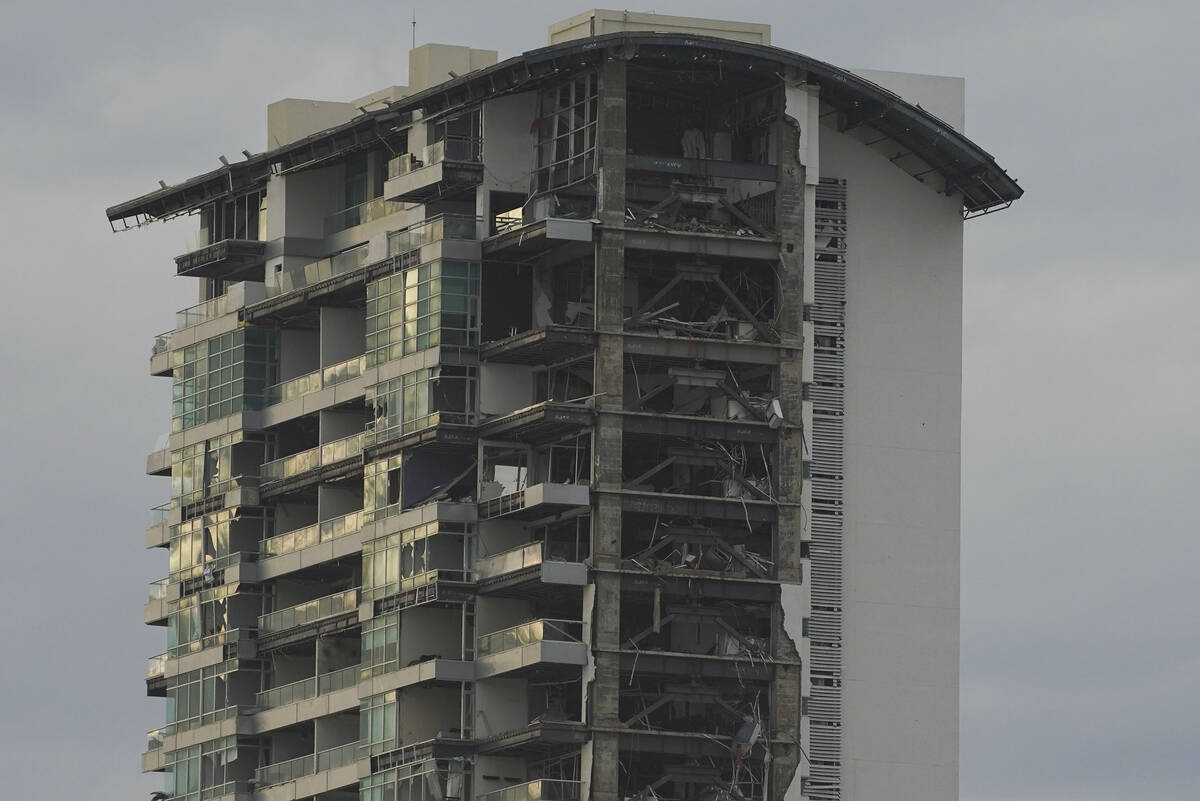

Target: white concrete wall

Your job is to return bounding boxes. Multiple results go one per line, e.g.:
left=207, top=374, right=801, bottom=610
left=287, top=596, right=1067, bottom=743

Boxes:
left=320, top=307, right=365, bottom=365
left=848, top=69, right=965, bottom=135
left=479, top=363, right=534, bottom=416
left=548, top=10, right=770, bottom=45
left=409, top=44, right=498, bottom=93
left=819, top=79, right=964, bottom=801
left=474, top=677, right=528, bottom=738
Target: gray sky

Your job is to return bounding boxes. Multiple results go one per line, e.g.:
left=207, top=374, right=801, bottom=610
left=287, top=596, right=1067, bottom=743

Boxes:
left=1, top=1, right=1197, bottom=799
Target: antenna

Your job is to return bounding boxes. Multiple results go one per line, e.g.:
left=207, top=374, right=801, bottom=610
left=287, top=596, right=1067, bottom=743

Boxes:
left=411, top=10, right=416, bottom=49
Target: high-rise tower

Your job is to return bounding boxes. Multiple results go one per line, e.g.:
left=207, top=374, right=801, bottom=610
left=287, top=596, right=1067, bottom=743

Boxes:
left=111, top=11, right=1021, bottom=801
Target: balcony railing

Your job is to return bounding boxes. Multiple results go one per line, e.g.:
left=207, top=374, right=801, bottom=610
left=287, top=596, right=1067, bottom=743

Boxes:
left=170, top=551, right=255, bottom=584
left=324, top=196, right=404, bottom=236
left=387, top=137, right=482, bottom=179
left=151, top=331, right=173, bottom=359
left=264, top=354, right=366, bottom=405
left=164, top=704, right=239, bottom=736
left=266, top=245, right=370, bottom=297
left=256, top=741, right=359, bottom=788
left=476, top=619, right=583, bottom=658
left=147, top=728, right=165, bottom=751
left=261, top=432, right=365, bottom=482
left=169, top=627, right=254, bottom=659
left=147, top=652, right=168, bottom=679
left=364, top=410, right=477, bottom=447
left=479, top=779, right=583, bottom=801
left=258, top=588, right=360, bottom=635
left=256, top=663, right=360, bottom=710
left=475, top=542, right=544, bottom=581
left=366, top=568, right=474, bottom=602
left=261, top=509, right=364, bottom=558
left=148, top=578, right=170, bottom=601
left=149, top=504, right=171, bottom=527
left=387, top=214, right=482, bottom=256
left=176, top=294, right=230, bottom=329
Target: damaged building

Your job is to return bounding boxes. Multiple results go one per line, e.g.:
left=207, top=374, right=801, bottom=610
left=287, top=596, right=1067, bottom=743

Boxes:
left=111, top=10, right=1021, bottom=801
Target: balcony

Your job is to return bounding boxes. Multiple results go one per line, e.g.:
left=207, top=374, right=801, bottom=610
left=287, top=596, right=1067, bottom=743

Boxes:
left=263, top=354, right=366, bottom=406
left=480, top=779, right=582, bottom=801
left=260, top=509, right=364, bottom=560
left=256, top=663, right=359, bottom=710
left=384, top=138, right=484, bottom=204
left=258, top=588, right=360, bottom=644
left=169, top=627, right=257, bottom=660
left=387, top=213, right=482, bottom=259
left=475, top=619, right=586, bottom=679
left=175, top=238, right=267, bottom=280
left=266, top=244, right=370, bottom=298
left=324, top=197, right=404, bottom=237
left=255, top=741, right=358, bottom=789
left=479, top=482, right=590, bottom=521
left=480, top=326, right=596, bottom=367
left=145, top=578, right=170, bottom=624
left=474, top=542, right=587, bottom=593
left=481, top=217, right=594, bottom=262
left=150, top=331, right=173, bottom=376
left=260, top=431, right=366, bottom=488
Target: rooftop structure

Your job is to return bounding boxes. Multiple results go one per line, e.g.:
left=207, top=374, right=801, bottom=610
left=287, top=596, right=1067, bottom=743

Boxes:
left=111, top=10, right=1020, bottom=801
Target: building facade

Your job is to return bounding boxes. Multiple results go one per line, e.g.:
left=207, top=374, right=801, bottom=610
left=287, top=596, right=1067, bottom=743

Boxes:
left=110, top=11, right=1020, bottom=801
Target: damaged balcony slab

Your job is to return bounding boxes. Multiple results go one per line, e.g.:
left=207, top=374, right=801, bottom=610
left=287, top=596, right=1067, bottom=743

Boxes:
left=614, top=225, right=780, bottom=261
left=623, top=331, right=792, bottom=367
left=478, top=402, right=595, bottom=443
left=482, top=217, right=594, bottom=262
left=474, top=721, right=590, bottom=756
left=243, top=252, right=414, bottom=325
left=617, top=570, right=779, bottom=603
left=620, top=410, right=779, bottom=444
left=175, top=239, right=266, bottom=280
left=373, top=571, right=475, bottom=615
left=479, top=326, right=596, bottom=366
left=613, top=489, right=779, bottom=522
left=365, top=425, right=477, bottom=463
left=613, top=729, right=740, bottom=759
left=615, top=649, right=775, bottom=683
left=626, top=155, right=777, bottom=183
left=373, top=737, right=475, bottom=773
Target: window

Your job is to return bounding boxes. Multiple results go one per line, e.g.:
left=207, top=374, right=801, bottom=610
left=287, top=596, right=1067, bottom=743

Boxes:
left=367, top=365, right=478, bottom=440
left=171, top=329, right=276, bottom=432
left=366, top=259, right=480, bottom=365
left=533, top=72, right=598, bottom=193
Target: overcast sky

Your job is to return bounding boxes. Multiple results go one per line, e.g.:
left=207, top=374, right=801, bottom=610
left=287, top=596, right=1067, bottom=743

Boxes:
left=1, top=1, right=1197, bottom=799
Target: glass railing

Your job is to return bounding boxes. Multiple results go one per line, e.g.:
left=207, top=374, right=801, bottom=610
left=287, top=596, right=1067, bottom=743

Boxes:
left=261, top=509, right=364, bottom=558
left=256, top=663, right=360, bottom=710
left=476, top=619, right=583, bottom=658
left=200, top=780, right=251, bottom=800
left=264, top=354, right=365, bottom=405
left=426, top=136, right=482, bottom=166
left=147, top=652, right=168, bottom=679
left=324, top=197, right=405, bottom=236
left=170, top=551, right=254, bottom=584
left=255, top=741, right=359, bottom=787
left=479, top=779, right=582, bottom=801
left=151, top=331, right=173, bottom=359
left=149, top=504, right=171, bottom=528
left=260, top=431, right=365, bottom=482
left=387, top=214, right=482, bottom=255
left=148, top=578, right=170, bottom=601
left=164, top=704, right=239, bottom=736
left=169, top=627, right=254, bottom=659
left=266, top=245, right=370, bottom=297
left=176, top=294, right=230, bottom=329
left=171, top=475, right=260, bottom=510
left=475, top=542, right=544, bottom=580
left=386, top=137, right=482, bottom=180
left=147, top=728, right=165, bottom=751
left=259, top=588, right=360, bottom=634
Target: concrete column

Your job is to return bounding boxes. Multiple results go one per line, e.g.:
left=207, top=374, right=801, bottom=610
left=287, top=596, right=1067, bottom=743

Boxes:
left=771, top=74, right=809, bottom=801
left=589, top=55, right=627, bottom=801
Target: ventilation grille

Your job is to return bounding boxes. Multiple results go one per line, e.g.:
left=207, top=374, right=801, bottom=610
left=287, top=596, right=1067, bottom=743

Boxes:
left=804, top=177, right=846, bottom=801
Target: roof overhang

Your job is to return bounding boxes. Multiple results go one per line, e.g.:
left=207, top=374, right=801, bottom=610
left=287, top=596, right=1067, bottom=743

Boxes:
left=107, top=32, right=1021, bottom=228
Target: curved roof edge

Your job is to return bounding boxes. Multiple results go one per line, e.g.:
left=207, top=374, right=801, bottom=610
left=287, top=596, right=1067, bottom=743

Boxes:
left=107, top=32, right=1021, bottom=226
